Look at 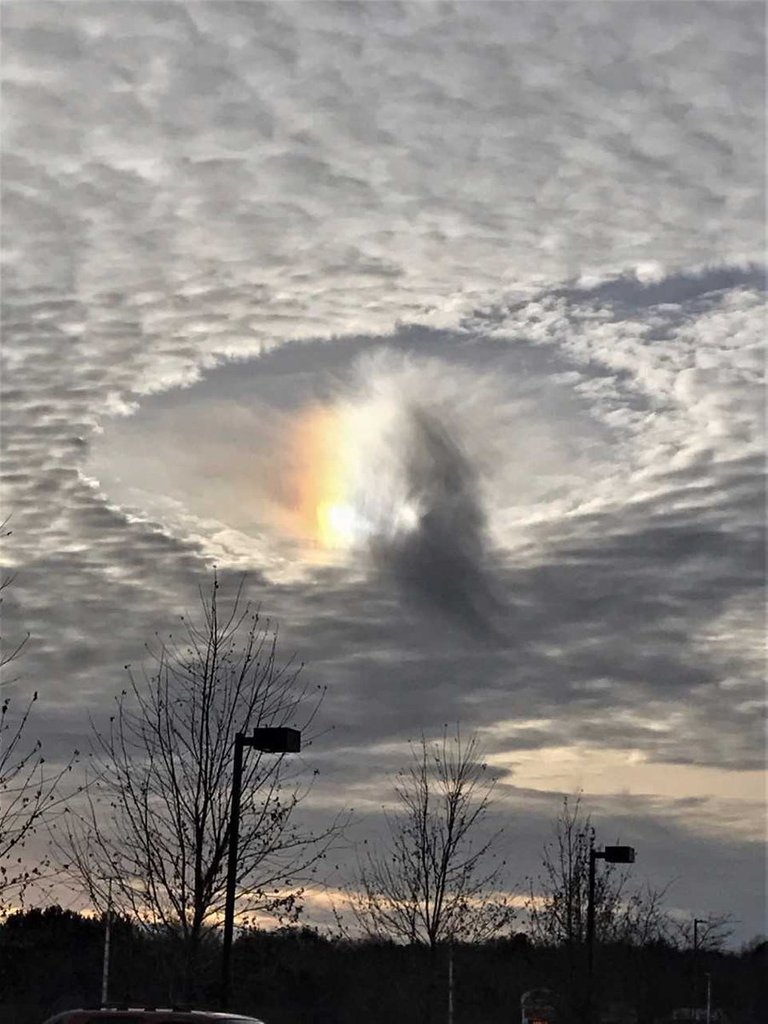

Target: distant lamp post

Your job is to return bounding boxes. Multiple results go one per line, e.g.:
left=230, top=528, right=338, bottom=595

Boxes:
left=586, top=844, right=635, bottom=1021
left=220, top=726, right=301, bottom=1009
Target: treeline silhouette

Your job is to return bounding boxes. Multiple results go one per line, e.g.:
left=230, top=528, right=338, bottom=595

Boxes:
left=0, top=906, right=765, bottom=1024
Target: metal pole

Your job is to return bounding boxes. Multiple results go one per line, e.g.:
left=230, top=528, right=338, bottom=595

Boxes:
left=101, top=879, right=113, bottom=1006
left=586, top=845, right=597, bottom=1021
left=447, top=942, right=454, bottom=1024
left=220, top=732, right=245, bottom=1009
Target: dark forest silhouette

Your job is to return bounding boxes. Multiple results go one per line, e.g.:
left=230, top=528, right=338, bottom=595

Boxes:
left=0, top=907, right=765, bottom=1024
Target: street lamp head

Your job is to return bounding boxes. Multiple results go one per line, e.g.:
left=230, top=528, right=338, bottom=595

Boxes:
left=249, top=726, right=301, bottom=753
left=603, top=845, right=635, bottom=864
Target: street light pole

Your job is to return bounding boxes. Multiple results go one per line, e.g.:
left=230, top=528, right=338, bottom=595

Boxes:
left=219, top=726, right=301, bottom=1010
left=220, top=732, right=246, bottom=1009
left=587, top=844, right=598, bottom=982
left=586, top=844, right=635, bottom=1024
left=586, top=842, right=600, bottom=1023
left=447, top=941, right=454, bottom=1024
left=100, top=878, right=113, bottom=1006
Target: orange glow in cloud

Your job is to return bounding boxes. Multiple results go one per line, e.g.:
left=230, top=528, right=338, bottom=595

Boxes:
left=277, top=390, right=417, bottom=554
left=287, top=404, right=356, bottom=550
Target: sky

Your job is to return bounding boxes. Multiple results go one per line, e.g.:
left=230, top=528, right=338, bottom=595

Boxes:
left=1, top=1, right=765, bottom=944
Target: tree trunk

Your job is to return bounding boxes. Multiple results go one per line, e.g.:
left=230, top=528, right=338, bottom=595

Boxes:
left=182, top=928, right=202, bottom=1004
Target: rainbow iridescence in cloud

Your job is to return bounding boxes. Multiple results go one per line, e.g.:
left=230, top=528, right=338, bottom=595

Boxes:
left=286, top=400, right=419, bottom=552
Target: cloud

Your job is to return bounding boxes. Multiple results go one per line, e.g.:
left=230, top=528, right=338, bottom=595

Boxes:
left=1, top=1, right=764, bottom=942
left=5, top=275, right=760, bottom=774
left=369, top=402, right=501, bottom=635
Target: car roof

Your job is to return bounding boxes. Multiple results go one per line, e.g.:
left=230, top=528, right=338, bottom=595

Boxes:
left=42, top=1011, right=265, bottom=1023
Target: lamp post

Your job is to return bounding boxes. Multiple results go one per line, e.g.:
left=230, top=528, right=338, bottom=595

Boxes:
left=220, top=726, right=301, bottom=1009
left=101, top=878, right=113, bottom=1006
left=448, top=937, right=454, bottom=1024
left=586, top=843, right=635, bottom=1023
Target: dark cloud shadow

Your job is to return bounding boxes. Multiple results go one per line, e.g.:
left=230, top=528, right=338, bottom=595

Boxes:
left=368, top=403, right=505, bottom=641
left=556, top=263, right=765, bottom=314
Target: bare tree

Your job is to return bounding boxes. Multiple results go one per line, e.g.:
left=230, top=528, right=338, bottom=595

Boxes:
left=1, top=517, right=29, bottom=675
left=527, top=795, right=624, bottom=948
left=526, top=795, right=669, bottom=948
left=0, top=693, right=73, bottom=907
left=344, top=730, right=514, bottom=949
left=671, top=912, right=735, bottom=952
left=1, top=520, right=78, bottom=908
left=57, top=574, right=344, bottom=998
left=615, top=881, right=673, bottom=947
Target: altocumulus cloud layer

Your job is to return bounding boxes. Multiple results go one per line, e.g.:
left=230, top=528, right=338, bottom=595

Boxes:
left=1, top=2, right=765, bottom=939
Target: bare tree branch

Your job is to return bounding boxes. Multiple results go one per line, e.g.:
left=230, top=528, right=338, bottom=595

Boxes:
left=53, top=573, right=346, bottom=997
left=342, top=729, right=514, bottom=948
left=1, top=521, right=79, bottom=908
left=669, top=912, right=736, bottom=952
left=526, top=794, right=671, bottom=949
